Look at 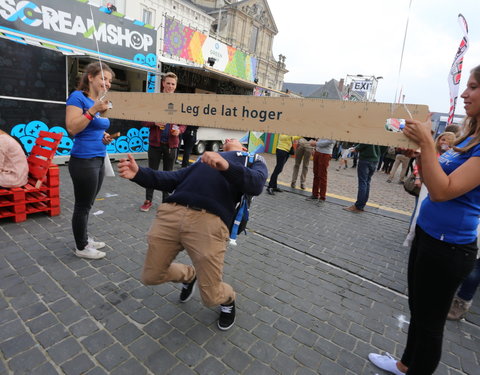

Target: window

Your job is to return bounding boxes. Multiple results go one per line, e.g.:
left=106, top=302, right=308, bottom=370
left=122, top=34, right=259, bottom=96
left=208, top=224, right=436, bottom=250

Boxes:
left=249, top=26, right=258, bottom=53
left=142, top=8, right=153, bottom=25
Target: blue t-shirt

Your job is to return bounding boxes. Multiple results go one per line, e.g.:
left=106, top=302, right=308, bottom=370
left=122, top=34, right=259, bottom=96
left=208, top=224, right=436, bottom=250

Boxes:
left=417, top=137, right=480, bottom=244
left=66, top=90, right=110, bottom=158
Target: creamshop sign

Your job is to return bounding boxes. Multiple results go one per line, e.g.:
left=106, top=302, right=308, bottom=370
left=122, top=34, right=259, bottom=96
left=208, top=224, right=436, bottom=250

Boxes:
left=0, top=0, right=157, bottom=67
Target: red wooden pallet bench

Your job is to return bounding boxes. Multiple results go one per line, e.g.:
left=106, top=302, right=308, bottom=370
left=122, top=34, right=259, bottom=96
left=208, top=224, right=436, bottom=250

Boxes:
left=0, top=131, right=63, bottom=223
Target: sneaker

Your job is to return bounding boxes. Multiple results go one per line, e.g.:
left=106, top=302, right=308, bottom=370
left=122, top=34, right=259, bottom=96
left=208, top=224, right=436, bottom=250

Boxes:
left=179, top=277, right=196, bottom=303
left=273, top=187, right=282, bottom=192
left=300, top=184, right=305, bottom=190
left=368, top=353, right=405, bottom=375
left=305, top=195, right=319, bottom=201
left=290, top=182, right=296, bottom=188
left=140, top=200, right=152, bottom=212
left=447, top=296, right=472, bottom=320
left=87, top=237, right=105, bottom=250
left=266, top=187, right=275, bottom=195
left=343, top=204, right=364, bottom=213
left=218, top=301, right=236, bottom=331
left=75, top=245, right=106, bottom=260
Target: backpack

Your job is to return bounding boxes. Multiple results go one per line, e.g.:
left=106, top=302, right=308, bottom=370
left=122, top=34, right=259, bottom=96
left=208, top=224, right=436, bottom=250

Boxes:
left=229, top=153, right=258, bottom=246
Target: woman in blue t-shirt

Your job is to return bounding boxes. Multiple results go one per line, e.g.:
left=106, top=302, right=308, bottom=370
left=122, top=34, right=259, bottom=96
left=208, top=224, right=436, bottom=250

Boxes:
left=65, top=62, right=115, bottom=260
left=369, top=66, right=480, bottom=374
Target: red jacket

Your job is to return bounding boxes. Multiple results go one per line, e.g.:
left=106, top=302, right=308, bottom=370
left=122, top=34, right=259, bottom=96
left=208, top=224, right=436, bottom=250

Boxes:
left=145, top=122, right=186, bottom=148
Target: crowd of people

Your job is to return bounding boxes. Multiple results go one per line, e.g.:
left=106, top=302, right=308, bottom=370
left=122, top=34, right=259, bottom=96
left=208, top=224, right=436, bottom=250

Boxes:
left=2, top=61, right=479, bottom=373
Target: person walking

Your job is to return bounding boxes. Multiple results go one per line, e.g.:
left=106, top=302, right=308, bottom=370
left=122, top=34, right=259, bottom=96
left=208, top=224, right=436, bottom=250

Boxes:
left=387, top=149, right=410, bottom=183
left=306, top=138, right=334, bottom=203
left=180, top=126, right=199, bottom=168
left=290, top=137, right=315, bottom=190
left=368, top=65, right=480, bottom=375
left=266, top=134, right=297, bottom=195
left=140, top=72, right=185, bottom=212
left=118, top=139, right=267, bottom=330
left=65, top=62, right=115, bottom=259
left=343, top=143, right=385, bottom=213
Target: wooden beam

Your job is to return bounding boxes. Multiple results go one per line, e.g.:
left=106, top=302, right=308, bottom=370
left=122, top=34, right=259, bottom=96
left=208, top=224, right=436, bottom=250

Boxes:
left=106, top=92, right=429, bottom=148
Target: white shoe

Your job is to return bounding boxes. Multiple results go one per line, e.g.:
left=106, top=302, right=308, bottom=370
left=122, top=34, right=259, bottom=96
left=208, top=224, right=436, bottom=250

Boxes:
left=368, top=353, right=405, bottom=375
left=75, top=245, right=106, bottom=260
left=88, top=237, right=106, bottom=249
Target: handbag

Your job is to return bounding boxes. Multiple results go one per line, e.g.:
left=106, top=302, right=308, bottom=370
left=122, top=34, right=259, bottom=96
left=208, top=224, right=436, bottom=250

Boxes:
left=104, top=154, right=115, bottom=177
left=403, top=173, right=420, bottom=197
left=289, top=137, right=295, bottom=155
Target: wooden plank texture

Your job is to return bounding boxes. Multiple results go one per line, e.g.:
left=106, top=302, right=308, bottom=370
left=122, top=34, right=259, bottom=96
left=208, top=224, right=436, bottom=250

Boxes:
left=105, top=92, right=430, bottom=148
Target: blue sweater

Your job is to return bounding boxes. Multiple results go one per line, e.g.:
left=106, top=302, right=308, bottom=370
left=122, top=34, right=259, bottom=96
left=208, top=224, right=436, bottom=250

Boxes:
left=132, top=151, right=268, bottom=226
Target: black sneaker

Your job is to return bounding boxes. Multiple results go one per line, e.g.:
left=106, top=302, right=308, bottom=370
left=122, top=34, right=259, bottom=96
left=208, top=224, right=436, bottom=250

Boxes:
left=179, top=277, right=196, bottom=303
left=217, top=301, right=235, bottom=330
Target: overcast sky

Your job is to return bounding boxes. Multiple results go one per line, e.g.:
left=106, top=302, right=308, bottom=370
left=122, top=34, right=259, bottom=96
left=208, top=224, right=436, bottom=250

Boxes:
left=268, top=0, right=480, bottom=115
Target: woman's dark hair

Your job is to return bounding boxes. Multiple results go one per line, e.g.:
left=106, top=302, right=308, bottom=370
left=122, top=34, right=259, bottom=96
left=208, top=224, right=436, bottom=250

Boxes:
left=452, top=64, right=480, bottom=153
left=77, top=62, right=115, bottom=92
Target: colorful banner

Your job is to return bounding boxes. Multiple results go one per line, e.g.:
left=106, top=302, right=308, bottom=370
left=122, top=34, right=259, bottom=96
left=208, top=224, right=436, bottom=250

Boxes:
left=163, top=17, right=257, bottom=81
left=448, top=14, right=469, bottom=125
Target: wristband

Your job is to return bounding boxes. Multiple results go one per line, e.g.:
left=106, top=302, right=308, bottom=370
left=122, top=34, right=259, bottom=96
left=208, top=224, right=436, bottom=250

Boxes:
left=84, top=112, right=93, bottom=121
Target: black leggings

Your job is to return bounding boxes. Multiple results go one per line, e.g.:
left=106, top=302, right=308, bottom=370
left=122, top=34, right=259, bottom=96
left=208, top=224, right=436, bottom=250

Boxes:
left=68, top=156, right=104, bottom=250
left=401, top=226, right=477, bottom=374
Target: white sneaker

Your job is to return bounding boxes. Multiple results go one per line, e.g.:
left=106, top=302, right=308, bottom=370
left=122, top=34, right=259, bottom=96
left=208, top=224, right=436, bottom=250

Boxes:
left=87, top=237, right=106, bottom=249
left=368, top=353, right=405, bottom=375
left=75, top=245, right=106, bottom=260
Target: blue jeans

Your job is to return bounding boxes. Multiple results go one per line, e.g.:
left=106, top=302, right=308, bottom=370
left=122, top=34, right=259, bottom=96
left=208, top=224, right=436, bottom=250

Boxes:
left=457, top=257, right=480, bottom=301
left=355, top=159, right=377, bottom=210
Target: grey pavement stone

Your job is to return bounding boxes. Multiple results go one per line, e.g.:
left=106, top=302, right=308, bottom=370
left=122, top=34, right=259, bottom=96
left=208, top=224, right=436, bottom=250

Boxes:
left=194, top=356, right=227, bottom=375
left=69, top=318, right=100, bottom=338
left=175, top=342, right=207, bottom=367
left=29, top=361, right=60, bottom=375
left=0, top=332, right=35, bottom=358
left=111, top=322, right=143, bottom=345
left=36, top=324, right=69, bottom=349
left=7, top=347, right=46, bottom=373
left=95, top=343, right=130, bottom=371
left=47, top=337, right=82, bottom=365
left=60, top=353, right=95, bottom=375
left=81, top=330, right=115, bottom=355
left=143, top=349, right=177, bottom=374
left=109, top=358, right=147, bottom=375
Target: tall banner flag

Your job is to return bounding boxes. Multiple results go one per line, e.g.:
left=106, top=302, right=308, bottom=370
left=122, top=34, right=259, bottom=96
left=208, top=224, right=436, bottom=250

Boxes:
left=448, top=14, right=469, bottom=125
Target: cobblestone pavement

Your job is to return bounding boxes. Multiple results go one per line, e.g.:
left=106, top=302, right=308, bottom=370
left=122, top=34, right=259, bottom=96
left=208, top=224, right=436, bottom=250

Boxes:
left=0, top=157, right=478, bottom=375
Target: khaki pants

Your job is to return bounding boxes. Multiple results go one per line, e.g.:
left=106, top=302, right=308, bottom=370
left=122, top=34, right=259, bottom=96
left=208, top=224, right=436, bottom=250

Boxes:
left=389, top=154, right=410, bottom=182
left=291, top=139, right=314, bottom=185
left=142, top=203, right=235, bottom=307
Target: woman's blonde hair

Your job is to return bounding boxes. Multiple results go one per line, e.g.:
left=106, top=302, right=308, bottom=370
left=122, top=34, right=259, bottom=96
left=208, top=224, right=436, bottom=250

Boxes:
left=435, top=132, right=455, bottom=153
left=452, top=64, right=480, bottom=153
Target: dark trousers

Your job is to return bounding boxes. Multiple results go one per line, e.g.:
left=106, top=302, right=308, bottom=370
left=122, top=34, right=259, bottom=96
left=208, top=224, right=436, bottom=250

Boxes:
left=68, top=156, right=104, bottom=250
left=146, top=144, right=176, bottom=202
left=268, top=149, right=290, bottom=189
left=181, top=130, right=196, bottom=168
left=355, top=159, right=376, bottom=210
left=312, top=152, right=331, bottom=200
left=401, top=226, right=477, bottom=374
left=457, top=258, right=480, bottom=301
